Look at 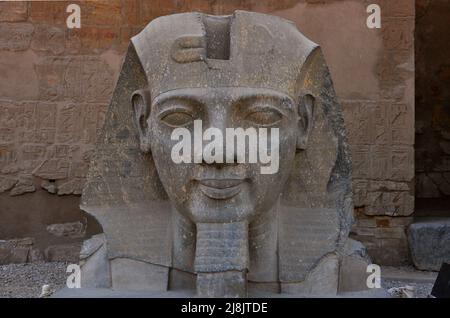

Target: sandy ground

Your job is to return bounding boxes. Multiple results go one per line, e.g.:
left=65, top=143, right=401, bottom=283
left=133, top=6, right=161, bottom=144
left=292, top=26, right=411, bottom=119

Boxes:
left=381, top=265, right=437, bottom=298
left=0, top=262, right=69, bottom=298
left=382, top=279, right=434, bottom=298
left=0, top=263, right=438, bottom=298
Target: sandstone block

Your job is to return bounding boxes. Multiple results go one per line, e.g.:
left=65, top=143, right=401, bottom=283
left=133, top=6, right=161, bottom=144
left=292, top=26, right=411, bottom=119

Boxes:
left=0, top=2, right=27, bottom=22
left=31, top=25, right=65, bottom=55
left=0, top=23, right=34, bottom=51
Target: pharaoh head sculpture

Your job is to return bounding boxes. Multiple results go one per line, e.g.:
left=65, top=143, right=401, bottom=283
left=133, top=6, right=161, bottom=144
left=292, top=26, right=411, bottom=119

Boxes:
left=131, top=11, right=316, bottom=226
left=80, top=11, right=353, bottom=297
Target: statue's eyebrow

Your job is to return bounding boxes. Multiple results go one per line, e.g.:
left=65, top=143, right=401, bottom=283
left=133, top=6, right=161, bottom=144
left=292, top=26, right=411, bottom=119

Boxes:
left=233, top=92, right=294, bottom=112
left=152, top=92, right=204, bottom=109
left=152, top=88, right=295, bottom=111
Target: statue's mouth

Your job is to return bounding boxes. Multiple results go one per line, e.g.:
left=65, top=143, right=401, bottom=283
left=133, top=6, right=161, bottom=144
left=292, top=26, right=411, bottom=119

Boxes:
left=197, top=179, right=243, bottom=200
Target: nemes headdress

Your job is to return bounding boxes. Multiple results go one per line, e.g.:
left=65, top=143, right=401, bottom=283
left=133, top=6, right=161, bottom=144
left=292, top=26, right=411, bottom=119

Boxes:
left=132, top=11, right=317, bottom=99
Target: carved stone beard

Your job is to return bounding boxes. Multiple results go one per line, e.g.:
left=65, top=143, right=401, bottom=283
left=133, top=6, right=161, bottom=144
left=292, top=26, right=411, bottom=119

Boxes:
left=195, top=221, right=249, bottom=297
left=171, top=200, right=279, bottom=297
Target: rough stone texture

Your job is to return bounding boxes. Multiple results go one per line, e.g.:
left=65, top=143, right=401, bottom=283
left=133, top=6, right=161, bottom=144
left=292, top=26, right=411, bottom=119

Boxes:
left=281, top=254, right=339, bottom=297
left=0, top=23, right=34, bottom=51
left=197, top=271, right=247, bottom=298
left=53, top=286, right=392, bottom=298
left=9, top=175, right=35, bottom=196
left=111, top=258, right=169, bottom=291
left=81, top=10, right=353, bottom=297
left=408, top=218, right=450, bottom=271
left=30, top=25, right=65, bottom=55
left=0, top=0, right=415, bottom=268
left=79, top=234, right=110, bottom=288
left=44, top=243, right=81, bottom=263
left=351, top=209, right=413, bottom=266
left=0, top=177, right=17, bottom=193
left=46, top=221, right=86, bottom=239
left=41, top=180, right=56, bottom=194
left=0, top=238, right=34, bottom=265
left=338, top=238, right=372, bottom=293
left=0, top=2, right=28, bottom=22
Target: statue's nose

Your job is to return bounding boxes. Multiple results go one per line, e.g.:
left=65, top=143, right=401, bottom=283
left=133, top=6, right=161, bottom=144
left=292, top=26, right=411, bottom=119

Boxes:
left=199, top=113, right=231, bottom=166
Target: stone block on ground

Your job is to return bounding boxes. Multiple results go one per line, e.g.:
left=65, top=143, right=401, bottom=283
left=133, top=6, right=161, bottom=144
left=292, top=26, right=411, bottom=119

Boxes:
left=0, top=238, right=34, bottom=264
left=46, top=221, right=86, bottom=238
left=408, top=218, right=450, bottom=271
left=45, top=243, right=82, bottom=263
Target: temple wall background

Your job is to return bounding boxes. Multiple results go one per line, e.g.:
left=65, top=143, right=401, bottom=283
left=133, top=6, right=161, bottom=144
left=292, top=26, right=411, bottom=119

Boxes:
left=0, top=0, right=415, bottom=265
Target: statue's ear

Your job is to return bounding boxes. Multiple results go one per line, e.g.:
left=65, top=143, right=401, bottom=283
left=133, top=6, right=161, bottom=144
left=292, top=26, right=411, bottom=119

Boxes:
left=296, top=92, right=315, bottom=150
left=131, top=89, right=151, bottom=153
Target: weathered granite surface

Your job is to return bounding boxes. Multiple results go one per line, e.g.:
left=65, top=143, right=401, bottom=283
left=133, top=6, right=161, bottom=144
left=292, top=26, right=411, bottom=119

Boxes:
left=408, top=218, right=450, bottom=271
left=80, top=10, right=361, bottom=297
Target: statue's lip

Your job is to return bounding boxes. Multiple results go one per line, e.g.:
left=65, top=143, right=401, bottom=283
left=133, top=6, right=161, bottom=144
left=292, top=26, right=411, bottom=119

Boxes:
left=196, top=179, right=243, bottom=200
left=197, top=179, right=243, bottom=189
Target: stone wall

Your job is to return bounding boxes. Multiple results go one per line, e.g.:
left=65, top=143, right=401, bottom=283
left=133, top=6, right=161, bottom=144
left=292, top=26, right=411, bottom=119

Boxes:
left=0, top=0, right=415, bottom=265
left=415, top=0, right=450, bottom=207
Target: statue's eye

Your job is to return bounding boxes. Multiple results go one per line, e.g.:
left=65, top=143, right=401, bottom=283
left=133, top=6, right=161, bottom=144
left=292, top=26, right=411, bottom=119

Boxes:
left=160, top=112, right=193, bottom=127
left=245, top=109, right=282, bottom=127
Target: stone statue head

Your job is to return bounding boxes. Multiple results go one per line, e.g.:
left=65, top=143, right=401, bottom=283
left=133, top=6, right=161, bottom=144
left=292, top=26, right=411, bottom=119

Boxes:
left=81, top=11, right=353, bottom=297
left=130, top=12, right=317, bottom=226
